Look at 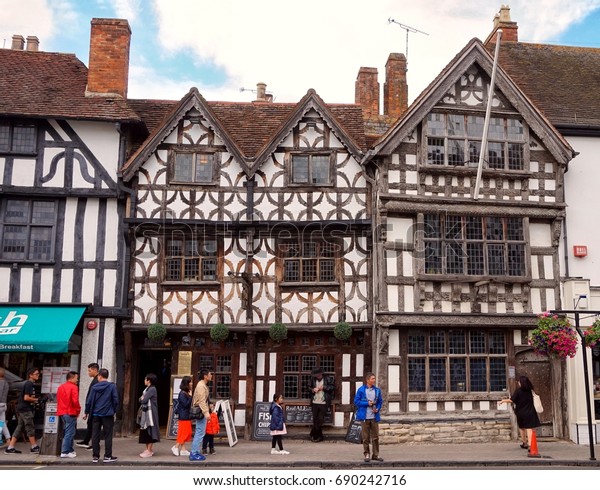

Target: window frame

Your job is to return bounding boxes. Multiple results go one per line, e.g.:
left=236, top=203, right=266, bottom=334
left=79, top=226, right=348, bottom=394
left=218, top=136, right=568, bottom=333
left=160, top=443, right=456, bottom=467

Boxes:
left=170, top=148, right=217, bottom=185
left=278, top=236, right=340, bottom=286
left=422, top=214, right=527, bottom=279
left=0, top=121, right=38, bottom=155
left=281, top=353, right=335, bottom=400
left=289, top=152, right=334, bottom=186
left=407, top=329, right=508, bottom=394
left=162, top=234, right=220, bottom=285
left=0, top=199, right=57, bottom=263
left=424, top=112, right=527, bottom=171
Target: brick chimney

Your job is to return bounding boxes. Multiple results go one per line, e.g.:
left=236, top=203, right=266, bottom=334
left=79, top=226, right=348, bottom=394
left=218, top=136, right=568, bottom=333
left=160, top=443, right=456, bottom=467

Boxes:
left=26, top=36, right=39, bottom=52
left=11, top=35, right=25, bottom=50
left=384, top=53, right=408, bottom=120
left=355, top=67, right=380, bottom=119
left=485, top=5, right=518, bottom=44
left=87, top=18, right=131, bottom=98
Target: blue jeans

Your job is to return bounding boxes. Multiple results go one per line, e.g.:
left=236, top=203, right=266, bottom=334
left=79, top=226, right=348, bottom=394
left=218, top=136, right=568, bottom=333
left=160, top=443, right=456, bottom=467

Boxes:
left=191, top=418, right=207, bottom=454
left=60, top=415, right=77, bottom=454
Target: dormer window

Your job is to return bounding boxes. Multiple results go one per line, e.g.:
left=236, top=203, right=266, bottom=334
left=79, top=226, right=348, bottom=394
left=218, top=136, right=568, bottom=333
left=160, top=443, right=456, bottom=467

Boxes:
left=0, top=122, right=37, bottom=154
left=172, top=151, right=215, bottom=184
left=291, top=154, right=331, bottom=185
left=425, top=113, right=525, bottom=171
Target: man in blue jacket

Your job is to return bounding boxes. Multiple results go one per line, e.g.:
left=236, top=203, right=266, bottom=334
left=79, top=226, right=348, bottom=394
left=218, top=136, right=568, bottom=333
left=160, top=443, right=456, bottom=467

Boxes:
left=85, top=368, right=119, bottom=463
left=353, top=372, right=383, bottom=463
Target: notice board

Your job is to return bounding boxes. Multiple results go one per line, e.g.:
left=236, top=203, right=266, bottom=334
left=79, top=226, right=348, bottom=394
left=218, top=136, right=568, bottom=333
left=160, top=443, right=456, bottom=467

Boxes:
left=345, top=411, right=362, bottom=444
left=252, top=401, right=272, bottom=441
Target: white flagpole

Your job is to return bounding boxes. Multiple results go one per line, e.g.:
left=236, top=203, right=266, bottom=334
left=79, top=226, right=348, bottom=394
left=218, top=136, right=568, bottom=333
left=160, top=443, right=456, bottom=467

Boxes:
left=473, top=29, right=502, bottom=200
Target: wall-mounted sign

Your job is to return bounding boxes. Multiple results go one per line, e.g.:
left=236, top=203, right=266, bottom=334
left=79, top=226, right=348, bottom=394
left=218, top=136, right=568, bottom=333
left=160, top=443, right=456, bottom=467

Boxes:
left=573, top=245, right=588, bottom=257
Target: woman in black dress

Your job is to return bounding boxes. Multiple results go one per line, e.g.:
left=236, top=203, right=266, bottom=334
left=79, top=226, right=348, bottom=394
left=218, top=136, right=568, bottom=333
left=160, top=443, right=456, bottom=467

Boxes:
left=500, top=375, right=540, bottom=449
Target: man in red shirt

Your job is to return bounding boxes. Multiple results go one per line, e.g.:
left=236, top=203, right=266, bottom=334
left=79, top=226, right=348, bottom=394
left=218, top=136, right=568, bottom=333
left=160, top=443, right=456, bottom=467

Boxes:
left=56, top=371, right=81, bottom=458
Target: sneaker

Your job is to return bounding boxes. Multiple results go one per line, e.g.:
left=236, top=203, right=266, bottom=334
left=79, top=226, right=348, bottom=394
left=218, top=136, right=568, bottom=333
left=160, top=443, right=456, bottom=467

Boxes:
left=270, top=448, right=281, bottom=454
left=189, top=452, right=206, bottom=461
left=92, top=457, right=99, bottom=463
left=180, top=449, right=190, bottom=456
left=139, top=450, right=153, bottom=458
left=103, top=456, right=118, bottom=463
left=30, top=446, right=40, bottom=453
left=279, top=450, right=290, bottom=455
left=4, top=447, right=22, bottom=454
left=364, top=453, right=370, bottom=462
left=60, top=452, right=77, bottom=458
left=209, top=449, right=216, bottom=455
left=202, top=448, right=208, bottom=455
left=171, top=445, right=180, bottom=456
left=372, top=456, right=384, bottom=462
left=75, top=441, right=90, bottom=448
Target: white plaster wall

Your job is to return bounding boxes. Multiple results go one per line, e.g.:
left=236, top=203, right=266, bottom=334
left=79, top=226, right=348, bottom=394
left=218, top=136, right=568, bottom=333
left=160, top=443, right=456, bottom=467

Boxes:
left=41, top=148, right=65, bottom=188
left=83, top=199, right=100, bottom=261
left=387, top=217, right=414, bottom=244
left=69, top=121, right=120, bottom=178
left=18, top=268, right=33, bottom=302
left=529, top=222, right=552, bottom=247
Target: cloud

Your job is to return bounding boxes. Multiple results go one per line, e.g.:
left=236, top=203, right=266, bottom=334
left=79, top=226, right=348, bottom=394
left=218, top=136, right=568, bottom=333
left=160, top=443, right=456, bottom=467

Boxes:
left=0, top=0, right=55, bottom=48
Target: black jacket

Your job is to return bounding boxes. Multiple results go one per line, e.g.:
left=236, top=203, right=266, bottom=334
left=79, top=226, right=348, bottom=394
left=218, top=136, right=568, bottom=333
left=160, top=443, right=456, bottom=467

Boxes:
left=306, top=375, right=334, bottom=406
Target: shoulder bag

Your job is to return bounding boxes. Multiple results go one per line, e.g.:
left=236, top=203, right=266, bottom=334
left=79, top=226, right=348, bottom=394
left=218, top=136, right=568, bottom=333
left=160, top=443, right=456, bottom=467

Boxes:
left=190, top=405, right=204, bottom=420
left=532, top=391, right=543, bottom=413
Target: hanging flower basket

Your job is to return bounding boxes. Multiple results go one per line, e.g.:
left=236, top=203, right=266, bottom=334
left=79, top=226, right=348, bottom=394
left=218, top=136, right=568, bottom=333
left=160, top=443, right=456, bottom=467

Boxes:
left=147, top=322, right=167, bottom=341
left=333, top=322, right=352, bottom=341
left=210, top=323, right=230, bottom=342
left=583, top=319, right=600, bottom=348
left=269, top=322, right=288, bottom=343
left=529, top=312, right=578, bottom=359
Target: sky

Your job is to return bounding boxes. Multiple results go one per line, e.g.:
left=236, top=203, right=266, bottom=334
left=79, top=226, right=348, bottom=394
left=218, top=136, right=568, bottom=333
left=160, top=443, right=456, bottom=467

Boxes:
left=2, top=0, right=600, bottom=105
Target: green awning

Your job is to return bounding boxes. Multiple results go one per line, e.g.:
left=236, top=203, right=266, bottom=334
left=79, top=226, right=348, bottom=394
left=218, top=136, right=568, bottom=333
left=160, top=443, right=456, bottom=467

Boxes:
left=0, top=306, right=86, bottom=353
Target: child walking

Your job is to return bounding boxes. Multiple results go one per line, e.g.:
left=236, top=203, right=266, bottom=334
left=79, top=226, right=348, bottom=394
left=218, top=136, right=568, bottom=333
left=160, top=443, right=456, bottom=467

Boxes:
left=172, top=376, right=192, bottom=457
left=269, top=394, right=289, bottom=455
left=202, top=402, right=219, bottom=455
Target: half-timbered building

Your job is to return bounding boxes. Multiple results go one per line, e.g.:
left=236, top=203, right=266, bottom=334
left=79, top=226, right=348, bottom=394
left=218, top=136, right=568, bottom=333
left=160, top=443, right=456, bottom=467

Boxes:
left=120, top=86, right=375, bottom=435
left=364, top=38, right=575, bottom=442
left=0, top=20, right=137, bottom=419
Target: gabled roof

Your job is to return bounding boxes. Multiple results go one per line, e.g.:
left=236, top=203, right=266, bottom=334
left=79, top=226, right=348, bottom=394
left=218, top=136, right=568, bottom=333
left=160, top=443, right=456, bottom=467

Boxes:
left=0, top=48, right=139, bottom=122
left=121, top=87, right=247, bottom=181
left=123, top=89, right=366, bottom=180
left=365, top=38, right=574, bottom=165
left=486, top=42, right=600, bottom=129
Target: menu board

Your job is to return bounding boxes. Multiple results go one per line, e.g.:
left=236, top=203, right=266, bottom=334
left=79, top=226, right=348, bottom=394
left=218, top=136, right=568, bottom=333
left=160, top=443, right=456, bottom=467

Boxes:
left=41, top=367, right=71, bottom=394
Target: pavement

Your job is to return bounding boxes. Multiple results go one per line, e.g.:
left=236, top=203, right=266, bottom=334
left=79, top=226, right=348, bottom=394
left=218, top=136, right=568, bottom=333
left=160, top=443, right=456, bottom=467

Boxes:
left=1, top=435, right=599, bottom=468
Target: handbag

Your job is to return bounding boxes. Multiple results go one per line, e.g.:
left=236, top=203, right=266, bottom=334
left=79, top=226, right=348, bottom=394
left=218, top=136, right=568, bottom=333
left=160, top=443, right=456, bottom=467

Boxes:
left=532, top=391, right=543, bottom=413
left=190, top=405, right=205, bottom=420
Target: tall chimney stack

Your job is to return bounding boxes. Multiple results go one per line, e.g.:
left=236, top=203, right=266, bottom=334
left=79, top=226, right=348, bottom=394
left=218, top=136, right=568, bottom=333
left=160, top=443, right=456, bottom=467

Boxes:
left=256, top=82, right=267, bottom=101
left=485, top=5, right=518, bottom=44
left=384, top=53, right=408, bottom=121
left=355, top=67, right=380, bottom=119
left=87, top=18, right=131, bottom=98
left=11, top=35, right=25, bottom=50
left=26, top=36, right=39, bottom=52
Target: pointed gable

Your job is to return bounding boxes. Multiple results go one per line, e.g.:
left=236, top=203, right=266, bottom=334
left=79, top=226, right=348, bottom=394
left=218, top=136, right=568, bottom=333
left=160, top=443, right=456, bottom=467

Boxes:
left=249, top=89, right=365, bottom=176
left=366, top=39, right=573, bottom=165
left=121, top=88, right=246, bottom=181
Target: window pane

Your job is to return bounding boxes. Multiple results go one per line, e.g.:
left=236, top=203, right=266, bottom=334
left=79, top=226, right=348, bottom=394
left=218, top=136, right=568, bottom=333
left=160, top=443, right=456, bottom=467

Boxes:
left=302, top=355, right=317, bottom=372
left=427, top=113, right=445, bottom=136
left=445, top=216, right=462, bottom=240
left=427, top=137, right=445, bottom=164
left=194, top=154, right=213, bottom=182
left=465, top=217, right=482, bottom=239
left=488, top=118, right=504, bottom=139
left=507, top=144, right=524, bottom=170
left=166, top=258, right=182, bottom=281
left=429, top=331, right=446, bottom=354
left=203, top=239, right=217, bottom=256
left=31, top=201, right=55, bottom=224
left=29, top=227, right=52, bottom=260
left=507, top=244, right=525, bottom=276
left=0, top=124, right=9, bottom=151
left=319, top=259, right=335, bottom=282
left=319, top=355, right=335, bottom=372
left=447, top=115, right=464, bottom=136
left=174, top=153, right=193, bottom=181
left=303, top=259, right=317, bottom=282
left=466, top=243, right=484, bottom=275
left=450, top=358, right=467, bottom=391
left=507, top=119, right=524, bottom=141
left=446, top=243, right=464, bottom=274
left=292, top=156, right=309, bottom=183
left=447, top=140, right=465, bottom=166
left=311, top=156, right=330, bottom=184
left=489, top=358, right=507, bottom=391
left=5, top=200, right=29, bottom=223
left=408, top=331, right=425, bottom=354
left=283, top=355, right=298, bottom=372
left=216, top=355, right=232, bottom=372
left=284, top=259, right=299, bottom=281
left=429, top=358, right=446, bottom=392
left=283, top=375, right=298, bottom=399
left=488, top=244, right=506, bottom=276
left=167, top=239, right=183, bottom=256
left=12, top=125, right=36, bottom=153
left=489, top=331, right=506, bottom=354
left=215, top=374, right=231, bottom=398
left=183, top=258, right=199, bottom=280
left=425, top=241, right=442, bottom=273
left=506, top=218, right=523, bottom=241
left=449, top=330, right=466, bottom=354
left=2, top=225, right=27, bottom=259
left=424, top=215, right=441, bottom=238
left=487, top=142, right=504, bottom=169
left=470, top=331, right=486, bottom=354
left=467, top=116, right=484, bottom=138
left=470, top=358, right=487, bottom=392
left=408, top=358, right=425, bottom=392
left=486, top=217, right=504, bottom=241
left=202, top=258, right=216, bottom=280
left=468, top=141, right=481, bottom=166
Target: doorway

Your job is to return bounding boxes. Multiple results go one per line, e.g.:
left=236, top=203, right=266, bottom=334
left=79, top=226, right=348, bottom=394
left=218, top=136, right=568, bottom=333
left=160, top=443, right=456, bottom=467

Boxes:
left=138, top=350, right=172, bottom=428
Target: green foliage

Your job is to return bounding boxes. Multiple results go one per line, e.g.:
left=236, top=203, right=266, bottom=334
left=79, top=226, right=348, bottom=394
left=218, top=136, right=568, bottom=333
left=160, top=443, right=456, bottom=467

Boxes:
left=210, top=323, right=230, bottom=342
left=333, top=322, right=352, bottom=341
left=147, top=322, right=167, bottom=341
left=269, top=322, right=288, bottom=342
left=584, top=319, right=600, bottom=348
left=529, top=312, right=577, bottom=359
